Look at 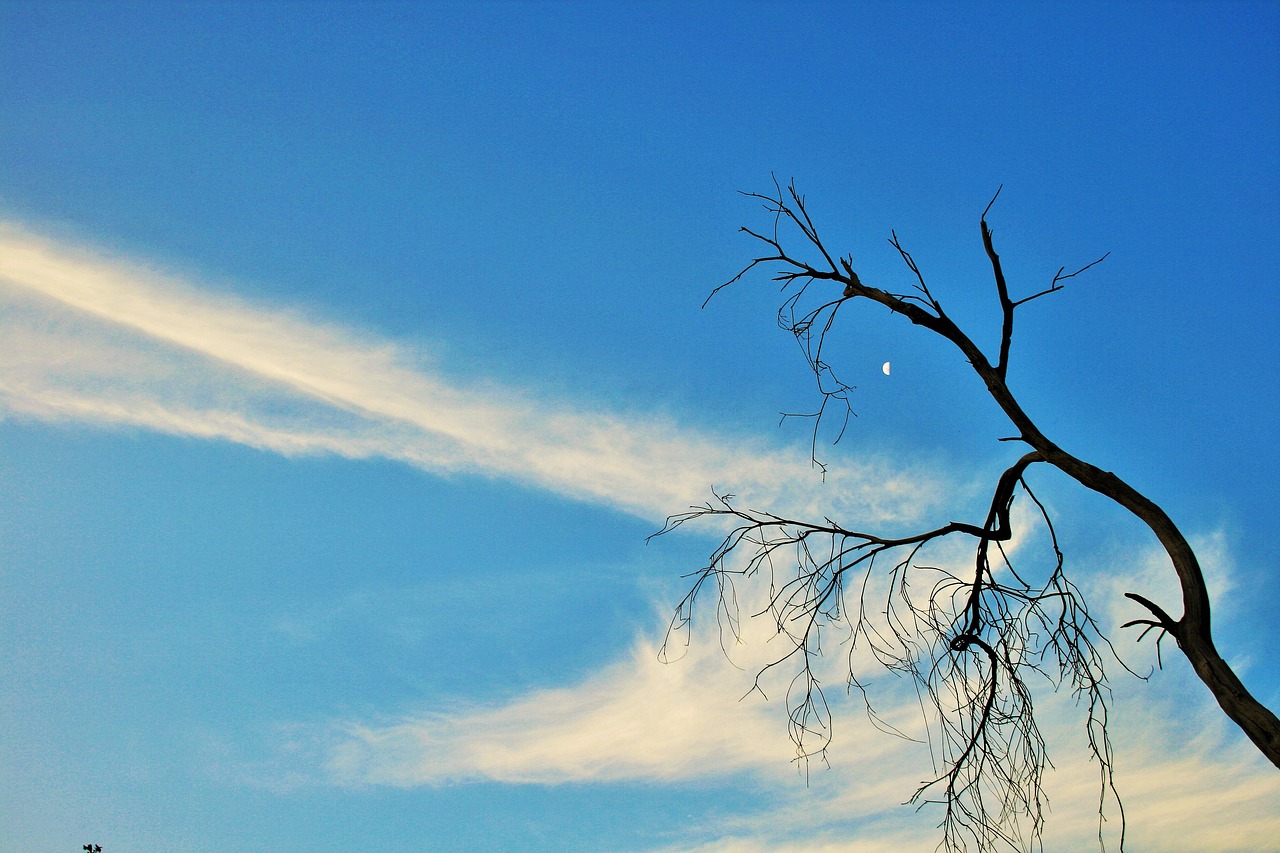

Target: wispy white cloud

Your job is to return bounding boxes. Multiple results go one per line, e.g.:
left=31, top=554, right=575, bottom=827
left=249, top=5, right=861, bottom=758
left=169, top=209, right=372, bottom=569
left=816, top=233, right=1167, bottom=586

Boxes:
left=636, top=684, right=1280, bottom=853
left=320, top=534, right=1280, bottom=853
left=324, top=625, right=1280, bottom=853
left=325, top=634, right=795, bottom=786
left=0, top=223, right=931, bottom=524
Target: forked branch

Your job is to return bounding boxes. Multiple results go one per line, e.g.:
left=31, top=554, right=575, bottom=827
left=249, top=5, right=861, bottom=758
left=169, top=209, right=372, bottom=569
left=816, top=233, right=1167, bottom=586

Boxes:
left=659, top=179, right=1280, bottom=853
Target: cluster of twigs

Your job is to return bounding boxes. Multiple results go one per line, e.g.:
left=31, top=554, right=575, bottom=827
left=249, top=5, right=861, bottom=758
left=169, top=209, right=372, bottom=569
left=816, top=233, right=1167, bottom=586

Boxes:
left=655, top=178, right=1130, bottom=851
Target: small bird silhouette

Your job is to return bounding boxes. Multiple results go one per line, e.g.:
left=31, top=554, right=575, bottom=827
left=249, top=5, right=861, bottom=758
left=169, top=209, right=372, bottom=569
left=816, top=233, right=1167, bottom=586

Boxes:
left=83, top=845, right=102, bottom=852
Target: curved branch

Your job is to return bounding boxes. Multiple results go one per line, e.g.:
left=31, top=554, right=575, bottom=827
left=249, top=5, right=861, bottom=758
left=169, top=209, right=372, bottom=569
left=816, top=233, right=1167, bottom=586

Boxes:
left=665, top=178, right=1280, bottom=853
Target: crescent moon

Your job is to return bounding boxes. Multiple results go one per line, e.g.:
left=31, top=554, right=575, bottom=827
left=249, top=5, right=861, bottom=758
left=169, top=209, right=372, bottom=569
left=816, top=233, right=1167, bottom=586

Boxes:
left=882, top=361, right=891, bottom=376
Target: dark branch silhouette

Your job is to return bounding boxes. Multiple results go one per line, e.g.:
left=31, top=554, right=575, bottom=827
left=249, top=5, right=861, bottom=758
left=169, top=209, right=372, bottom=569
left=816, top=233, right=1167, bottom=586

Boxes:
left=655, top=177, right=1279, bottom=852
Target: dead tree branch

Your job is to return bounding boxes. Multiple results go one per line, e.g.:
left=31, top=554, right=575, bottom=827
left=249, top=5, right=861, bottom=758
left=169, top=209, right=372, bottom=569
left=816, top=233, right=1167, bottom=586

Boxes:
left=657, top=179, right=1279, bottom=852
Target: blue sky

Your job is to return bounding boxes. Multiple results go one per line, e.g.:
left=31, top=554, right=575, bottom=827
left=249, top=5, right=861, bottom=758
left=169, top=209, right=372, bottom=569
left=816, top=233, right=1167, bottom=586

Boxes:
left=2, top=2, right=1278, bottom=851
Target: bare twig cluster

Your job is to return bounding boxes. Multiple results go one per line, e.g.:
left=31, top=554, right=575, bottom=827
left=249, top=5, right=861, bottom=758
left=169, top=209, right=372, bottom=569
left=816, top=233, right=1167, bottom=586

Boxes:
left=656, top=178, right=1279, bottom=852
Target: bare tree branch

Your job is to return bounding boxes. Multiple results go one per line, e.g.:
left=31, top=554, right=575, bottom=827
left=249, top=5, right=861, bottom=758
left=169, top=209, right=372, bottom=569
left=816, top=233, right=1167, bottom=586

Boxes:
left=657, top=179, right=1280, bottom=852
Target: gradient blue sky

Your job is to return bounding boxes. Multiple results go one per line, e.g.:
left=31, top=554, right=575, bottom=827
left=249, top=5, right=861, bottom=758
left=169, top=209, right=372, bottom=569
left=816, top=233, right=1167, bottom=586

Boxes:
left=2, top=3, right=1279, bottom=852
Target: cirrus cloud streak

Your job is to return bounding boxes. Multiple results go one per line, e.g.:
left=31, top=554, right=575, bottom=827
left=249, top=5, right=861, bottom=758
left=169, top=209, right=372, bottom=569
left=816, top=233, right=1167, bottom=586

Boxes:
left=0, top=223, right=929, bottom=525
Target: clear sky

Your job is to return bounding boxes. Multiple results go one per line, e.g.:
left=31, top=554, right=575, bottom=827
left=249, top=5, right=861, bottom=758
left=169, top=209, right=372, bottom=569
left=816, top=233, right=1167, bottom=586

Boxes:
left=2, top=2, right=1278, bottom=851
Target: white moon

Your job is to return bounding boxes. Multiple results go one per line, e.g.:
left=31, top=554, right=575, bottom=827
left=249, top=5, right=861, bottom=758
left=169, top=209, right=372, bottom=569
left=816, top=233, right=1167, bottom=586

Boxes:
left=882, top=361, right=891, bottom=376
